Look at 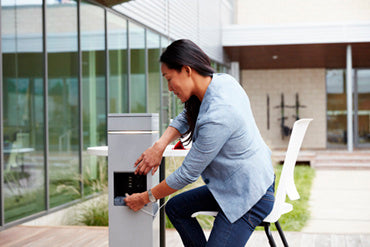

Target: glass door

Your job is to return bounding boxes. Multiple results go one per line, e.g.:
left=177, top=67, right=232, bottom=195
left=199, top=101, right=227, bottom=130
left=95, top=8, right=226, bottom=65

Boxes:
left=355, top=69, right=370, bottom=148
left=326, top=70, right=348, bottom=148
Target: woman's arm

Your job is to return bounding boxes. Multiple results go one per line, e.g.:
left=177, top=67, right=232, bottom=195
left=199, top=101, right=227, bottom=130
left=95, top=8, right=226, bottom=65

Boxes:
left=124, top=179, right=177, bottom=212
left=126, top=126, right=181, bottom=212
left=135, top=126, right=181, bottom=175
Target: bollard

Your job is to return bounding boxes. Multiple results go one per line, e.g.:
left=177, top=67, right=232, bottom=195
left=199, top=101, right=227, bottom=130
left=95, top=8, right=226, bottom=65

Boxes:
left=108, top=113, right=160, bottom=247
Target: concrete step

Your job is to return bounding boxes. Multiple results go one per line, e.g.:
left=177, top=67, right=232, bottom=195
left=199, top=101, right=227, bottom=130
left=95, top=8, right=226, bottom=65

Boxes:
left=312, top=162, right=370, bottom=169
left=272, top=150, right=370, bottom=169
left=313, top=151, right=370, bottom=168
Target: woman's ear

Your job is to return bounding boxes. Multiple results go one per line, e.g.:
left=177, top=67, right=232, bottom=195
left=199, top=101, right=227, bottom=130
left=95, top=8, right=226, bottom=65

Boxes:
left=183, top=66, right=192, bottom=76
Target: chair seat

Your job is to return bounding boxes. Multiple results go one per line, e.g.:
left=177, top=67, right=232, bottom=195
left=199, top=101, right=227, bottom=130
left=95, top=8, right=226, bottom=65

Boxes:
left=191, top=211, right=218, bottom=218
left=191, top=201, right=293, bottom=224
left=264, top=202, right=293, bottom=223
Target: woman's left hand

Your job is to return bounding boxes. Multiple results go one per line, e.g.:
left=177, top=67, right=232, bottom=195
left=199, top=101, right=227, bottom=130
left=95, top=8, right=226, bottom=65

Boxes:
left=134, top=143, right=164, bottom=175
left=124, top=192, right=149, bottom=212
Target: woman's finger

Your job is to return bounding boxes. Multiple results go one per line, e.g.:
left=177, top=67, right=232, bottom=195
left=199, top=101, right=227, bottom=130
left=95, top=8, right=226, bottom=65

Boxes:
left=136, top=158, right=150, bottom=174
left=134, top=161, right=142, bottom=174
left=152, top=166, right=158, bottom=175
left=139, top=162, right=149, bottom=175
left=136, top=163, right=144, bottom=175
left=143, top=166, right=151, bottom=175
left=134, top=154, right=143, bottom=167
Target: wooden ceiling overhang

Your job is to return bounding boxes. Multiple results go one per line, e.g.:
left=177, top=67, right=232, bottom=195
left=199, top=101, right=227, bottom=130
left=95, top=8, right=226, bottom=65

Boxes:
left=224, top=42, right=370, bottom=70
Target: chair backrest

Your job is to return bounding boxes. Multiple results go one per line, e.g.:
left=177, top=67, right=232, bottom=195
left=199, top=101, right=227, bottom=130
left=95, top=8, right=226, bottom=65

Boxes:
left=264, top=118, right=312, bottom=223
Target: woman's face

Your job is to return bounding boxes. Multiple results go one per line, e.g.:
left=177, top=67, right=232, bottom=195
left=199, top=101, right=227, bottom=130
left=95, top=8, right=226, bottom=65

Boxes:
left=161, top=63, right=194, bottom=103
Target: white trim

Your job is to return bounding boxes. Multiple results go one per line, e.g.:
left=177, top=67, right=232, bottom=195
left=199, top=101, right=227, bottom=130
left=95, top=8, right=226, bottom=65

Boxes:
left=223, top=22, right=370, bottom=46
left=107, top=130, right=159, bottom=135
left=87, top=145, right=189, bottom=157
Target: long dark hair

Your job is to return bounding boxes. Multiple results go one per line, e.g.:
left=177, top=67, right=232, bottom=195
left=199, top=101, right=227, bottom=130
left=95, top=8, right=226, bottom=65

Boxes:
left=160, top=39, right=215, bottom=143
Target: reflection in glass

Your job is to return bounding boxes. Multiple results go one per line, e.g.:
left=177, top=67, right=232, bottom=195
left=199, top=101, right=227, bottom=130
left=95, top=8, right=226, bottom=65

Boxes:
left=81, top=1, right=107, bottom=196
left=2, top=0, right=45, bottom=223
left=160, top=37, right=171, bottom=133
left=326, top=70, right=347, bottom=146
left=211, top=61, right=216, bottom=71
left=47, top=0, right=80, bottom=207
left=357, top=69, right=370, bottom=145
left=129, top=22, right=146, bottom=113
left=107, top=12, right=128, bottom=113
left=147, top=31, right=160, bottom=114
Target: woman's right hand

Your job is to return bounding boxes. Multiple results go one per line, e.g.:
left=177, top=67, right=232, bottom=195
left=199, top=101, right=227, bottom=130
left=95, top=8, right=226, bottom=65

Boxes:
left=134, top=142, right=165, bottom=175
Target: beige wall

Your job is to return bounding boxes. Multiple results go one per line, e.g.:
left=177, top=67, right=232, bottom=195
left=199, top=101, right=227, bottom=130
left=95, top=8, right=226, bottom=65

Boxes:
left=241, top=69, right=326, bottom=150
left=236, top=0, right=370, bottom=25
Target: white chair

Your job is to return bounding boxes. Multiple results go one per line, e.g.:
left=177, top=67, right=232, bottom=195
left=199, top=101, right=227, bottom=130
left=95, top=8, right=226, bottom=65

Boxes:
left=191, top=118, right=313, bottom=247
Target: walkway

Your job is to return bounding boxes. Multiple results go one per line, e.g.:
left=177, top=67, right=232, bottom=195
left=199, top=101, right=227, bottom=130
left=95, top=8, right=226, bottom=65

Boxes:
left=1, top=226, right=369, bottom=247
left=302, top=169, right=370, bottom=233
left=167, top=229, right=370, bottom=247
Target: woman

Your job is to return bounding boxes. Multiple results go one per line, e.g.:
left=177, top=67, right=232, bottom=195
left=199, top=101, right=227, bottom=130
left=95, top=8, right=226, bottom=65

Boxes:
left=124, top=39, right=275, bottom=247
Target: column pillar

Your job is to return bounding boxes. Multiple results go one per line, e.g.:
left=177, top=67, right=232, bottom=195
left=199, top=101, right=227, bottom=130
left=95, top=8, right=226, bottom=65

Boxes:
left=346, top=44, right=353, bottom=152
left=230, top=61, right=240, bottom=83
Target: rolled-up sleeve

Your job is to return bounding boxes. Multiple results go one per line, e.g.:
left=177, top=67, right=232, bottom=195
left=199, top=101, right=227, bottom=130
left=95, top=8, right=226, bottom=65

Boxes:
left=166, top=105, right=233, bottom=190
left=169, top=110, right=189, bottom=135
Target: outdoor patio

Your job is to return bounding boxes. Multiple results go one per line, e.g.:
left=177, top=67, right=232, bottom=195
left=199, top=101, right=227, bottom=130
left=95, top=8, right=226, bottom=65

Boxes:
left=2, top=153, right=370, bottom=246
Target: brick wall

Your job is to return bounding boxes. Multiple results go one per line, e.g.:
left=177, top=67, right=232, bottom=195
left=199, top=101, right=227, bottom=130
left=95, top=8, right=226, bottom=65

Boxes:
left=241, top=69, right=326, bottom=149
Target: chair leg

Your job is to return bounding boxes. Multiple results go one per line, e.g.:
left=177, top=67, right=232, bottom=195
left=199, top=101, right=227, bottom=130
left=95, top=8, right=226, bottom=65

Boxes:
left=263, top=222, right=277, bottom=247
left=275, top=221, right=289, bottom=247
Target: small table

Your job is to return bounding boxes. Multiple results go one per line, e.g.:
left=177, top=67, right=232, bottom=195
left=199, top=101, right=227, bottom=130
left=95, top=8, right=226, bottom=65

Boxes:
left=3, top=147, right=35, bottom=172
left=87, top=144, right=189, bottom=247
left=87, top=145, right=189, bottom=157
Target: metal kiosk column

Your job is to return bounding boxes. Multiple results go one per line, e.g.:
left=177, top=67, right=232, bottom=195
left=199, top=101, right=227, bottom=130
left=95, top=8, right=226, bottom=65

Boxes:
left=108, top=113, right=160, bottom=247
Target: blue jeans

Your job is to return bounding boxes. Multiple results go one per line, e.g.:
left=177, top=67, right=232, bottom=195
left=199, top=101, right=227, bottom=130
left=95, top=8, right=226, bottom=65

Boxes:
left=165, top=183, right=275, bottom=247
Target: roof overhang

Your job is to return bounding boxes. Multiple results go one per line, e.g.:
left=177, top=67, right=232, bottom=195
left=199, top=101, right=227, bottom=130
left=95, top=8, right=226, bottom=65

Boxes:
left=222, top=22, right=370, bottom=69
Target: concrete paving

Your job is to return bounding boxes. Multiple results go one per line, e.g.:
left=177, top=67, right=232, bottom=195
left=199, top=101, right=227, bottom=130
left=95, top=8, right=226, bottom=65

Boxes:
left=166, top=228, right=370, bottom=247
left=302, top=169, right=370, bottom=234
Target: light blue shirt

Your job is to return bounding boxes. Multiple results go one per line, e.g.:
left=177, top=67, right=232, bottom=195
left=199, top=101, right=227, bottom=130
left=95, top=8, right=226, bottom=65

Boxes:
left=167, top=73, right=274, bottom=223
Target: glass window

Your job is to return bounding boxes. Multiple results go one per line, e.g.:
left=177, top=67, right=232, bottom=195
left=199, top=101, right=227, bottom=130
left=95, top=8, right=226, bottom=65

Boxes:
left=174, top=97, right=184, bottom=118
left=211, top=61, right=216, bottom=70
left=357, top=69, right=370, bottom=145
left=147, top=31, right=160, bottom=114
left=107, top=12, right=128, bottom=113
left=129, top=22, right=146, bottom=113
left=81, top=1, right=107, bottom=196
left=47, top=0, right=80, bottom=207
left=2, top=0, right=45, bottom=223
left=326, top=70, right=347, bottom=146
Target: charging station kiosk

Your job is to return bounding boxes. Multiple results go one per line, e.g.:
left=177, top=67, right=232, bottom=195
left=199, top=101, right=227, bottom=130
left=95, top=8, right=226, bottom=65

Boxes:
left=108, top=113, right=160, bottom=247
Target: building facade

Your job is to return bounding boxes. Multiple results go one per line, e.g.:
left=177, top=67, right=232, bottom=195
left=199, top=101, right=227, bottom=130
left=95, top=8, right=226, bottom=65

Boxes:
left=224, top=0, right=370, bottom=151
left=0, top=0, right=231, bottom=229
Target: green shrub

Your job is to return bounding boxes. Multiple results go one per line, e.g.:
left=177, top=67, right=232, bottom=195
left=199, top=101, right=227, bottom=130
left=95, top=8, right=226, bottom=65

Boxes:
left=77, top=195, right=109, bottom=226
left=56, top=160, right=109, bottom=226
